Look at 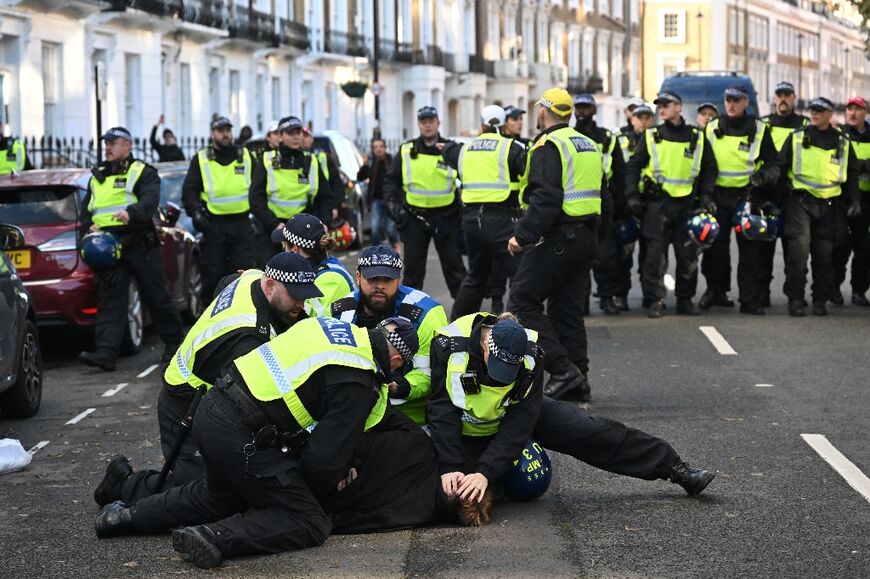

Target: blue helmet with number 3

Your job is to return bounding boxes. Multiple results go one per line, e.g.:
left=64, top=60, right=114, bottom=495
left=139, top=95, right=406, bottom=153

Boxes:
left=80, top=231, right=122, bottom=269
left=502, top=440, right=552, bottom=501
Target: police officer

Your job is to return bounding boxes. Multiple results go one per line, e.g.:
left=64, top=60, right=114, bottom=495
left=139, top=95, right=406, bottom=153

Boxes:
left=832, top=96, right=870, bottom=307
left=0, top=131, right=30, bottom=176
left=384, top=106, right=466, bottom=296
left=619, top=97, right=645, bottom=136
left=702, top=85, right=780, bottom=314
left=94, top=316, right=418, bottom=568
left=625, top=91, right=718, bottom=318
left=93, top=253, right=320, bottom=508
left=331, top=245, right=448, bottom=426
left=502, top=105, right=529, bottom=147
left=182, top=116, right=256, bottom=302
left=696, top=102, right=719, bottom=130
left=506, top=88, right=609, bottom=403
left=249, top=115, right=337, bottom=263
left=573, top=93, right=627, bottom=315
left=441, top=105, right=526, bottom=320
left=78, top=127, right=184, bottom=371
left=272, top=213, right=355, bottom=317
left=779, top=97, right=862, bottom=316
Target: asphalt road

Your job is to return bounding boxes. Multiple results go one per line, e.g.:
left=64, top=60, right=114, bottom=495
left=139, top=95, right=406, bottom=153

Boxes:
left=2, top=241, right=869, bottom=578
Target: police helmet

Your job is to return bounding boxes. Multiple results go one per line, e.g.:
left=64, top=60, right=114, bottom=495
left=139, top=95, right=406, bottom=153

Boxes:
left=732, top=201, right=779, bottom=242
left=502, top=440, right=552, bottom=501
left=80, top=231, right=122, bottom=269
left=616, top=216, right=642, bottom=245
left=685, top=212, right=720, bottom=250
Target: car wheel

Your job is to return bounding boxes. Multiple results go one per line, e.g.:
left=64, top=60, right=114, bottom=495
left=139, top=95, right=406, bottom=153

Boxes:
left=121, top=278, right=144, bottom=356
left=183, top=259, right=203, bottom=324
left=0, top=319, right=43, bottom=418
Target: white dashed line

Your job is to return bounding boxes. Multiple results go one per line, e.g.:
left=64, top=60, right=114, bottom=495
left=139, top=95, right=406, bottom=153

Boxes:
left=801, top=434, right=870, bottom=504
left=755, top=383, right=774, bottom=388
left=65, top=408, right=96, bottom=425
left=663, top=274, right=676, bottom=291
left=28, top=441, right=50, bottom=455
left=102, top=383, right=128, bottom=397
left=699, top=326, right=738, bottom=355
left=137, top=364, right=159, bottom=378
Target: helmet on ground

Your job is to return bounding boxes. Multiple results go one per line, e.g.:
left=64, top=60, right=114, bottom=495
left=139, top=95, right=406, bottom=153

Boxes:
left=733, top=201, right=779, bottom=242
left=327, top=220, right=355, bottom=251
left=685, top=212, right=720, bottom=250
left=80, top=231, right=122, bottom=268
left=616, top=216, right=641, bottom=245
left=502, top=440, right=552, bottom=501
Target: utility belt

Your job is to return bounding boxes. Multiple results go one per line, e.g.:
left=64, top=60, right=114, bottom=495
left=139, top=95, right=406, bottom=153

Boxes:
left=205, top=209, right=251, bottom=220
left=714, top=186, right=749, bottom=200
left=788, top=187, right=840, bottom=206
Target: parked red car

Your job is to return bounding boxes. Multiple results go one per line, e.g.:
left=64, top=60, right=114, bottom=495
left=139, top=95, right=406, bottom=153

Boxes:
left=0, top=167, right=202, bottom=353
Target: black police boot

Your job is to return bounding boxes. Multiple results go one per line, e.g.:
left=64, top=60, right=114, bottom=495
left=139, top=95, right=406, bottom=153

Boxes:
left=739, top=301, right=765, bottom=315
left=79, top=351, right=116, bottom=372
left=161, top=342, right=182, bottom=364
left=172, top=525, right=224, bottom=569
left=676, top=299, right=700, bottom=316
left=648, top=299, right=665, bottom=318
left=829, top=288, right=844, bottom=306
left=761, top=291, right=771, bottom=308
left=788, top=300, right=806, bottom=317
left=698, top=288, right=716, bottom=310
left=853, top=293, right=870, bottom=307
left=544, top=364, right=591, bottom=403
left=812, top=302, right=828, bottom=316
left=614, top=295, right=629, bottom=311
left=94, top=455, right=133, bottom=507
left=94, top=501, right=136, bottom=538
left=491, top=297, right=504, bottom=315
left=669, top=461, right=717, bottom=495
left=599, top=297, right=620, bottom=316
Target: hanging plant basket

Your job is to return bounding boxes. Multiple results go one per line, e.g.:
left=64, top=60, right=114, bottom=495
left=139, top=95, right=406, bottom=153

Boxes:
left=341, top=81, right=369, bottom=98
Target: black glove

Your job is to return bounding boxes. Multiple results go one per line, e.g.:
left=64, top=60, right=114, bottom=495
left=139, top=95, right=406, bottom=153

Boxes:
left=191, top=211, right=210, bottom=233
left=697, top=195, right=717, bottom=215
left=626, top=195, right=645, bottom=218
left=847, top=201, right=863, bottom=219
left=749, top=171, right=768, bottom=188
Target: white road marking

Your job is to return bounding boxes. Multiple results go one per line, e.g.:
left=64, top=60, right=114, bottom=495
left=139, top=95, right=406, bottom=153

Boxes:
left=101, top=383, right=128, bottom=397
left=754, top=383, right=774, bottom=388
left=663, top=274, right=676, bottom=291
left=137, top=364, right=159, bottom=378
left=699, top=326, right=738, bottom=355
left=28, top=441, right=50, bottom=455
left=801, top=434, right=870, bottom=504
left=65, top=408, right=96, bottom=425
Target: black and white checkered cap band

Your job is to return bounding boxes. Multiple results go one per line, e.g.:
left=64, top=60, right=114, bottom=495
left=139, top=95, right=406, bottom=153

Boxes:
left=282, top=229, right=318, bottom=250
left=487, top=332, right=523, bottom=365
left=265, top=266, right=316, bottom=284
left=358, top=254, right=403, bottom=270
left=384, top=330, right=414, bottom=363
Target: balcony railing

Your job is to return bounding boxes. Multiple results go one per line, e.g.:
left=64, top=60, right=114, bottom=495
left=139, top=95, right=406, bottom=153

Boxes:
left=324, top=30, right=369, bottom=57
left=181, top=0, right=227, bottom=28
left=279, top=18, right=310, bottom=49
left=444, top=53, right=469, bottom=73
left=469, top=55, right=495, bottom=76
left=228, top=4, right=277, bottom=44
left=567, top=76, right=585, bottom=95
left=126, top=0, right=182, bottom=17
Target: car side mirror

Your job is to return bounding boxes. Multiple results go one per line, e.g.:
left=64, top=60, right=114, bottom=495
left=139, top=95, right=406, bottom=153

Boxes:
left=0, top=224, right=25, bottom=250
left=159, top=202, right=181, bottom=227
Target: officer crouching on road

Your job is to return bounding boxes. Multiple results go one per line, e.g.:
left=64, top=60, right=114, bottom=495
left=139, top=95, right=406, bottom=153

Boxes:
left=440, top=105, right=527, bottom=320
left=182, top=116, right=256, bottom=302
left=383, top=106, right=466, bottom=297
left=701, top=85, right=780, bottom=314
left=93, top=253, right=319, bottom=508
left=78, top=127, right=184, bottom=371
left=625, top=92, right=718, bottom=318
left=95, top=316, right=418, bottom=569
left=777, top=97, right=862, bottom=317
left=507, top=88, right=610, bottom=403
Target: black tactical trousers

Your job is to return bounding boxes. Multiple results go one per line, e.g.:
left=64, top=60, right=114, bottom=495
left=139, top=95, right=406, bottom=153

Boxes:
left=451, top=205, right=520, bottom=320
left=784, top=195, right=848, bottom=303
left=832, top=195, right=870, bottom=295
left=120, top=383, right=204, bottom=505
left=199, top=213, right=256, bottom=302
left=593, top=222, right=635, bottom=299
left=94, top=241, right=184, bottom=359
left=399, top=208, right=467, bottom=297
left=130, top=384, right=331, bottom=559
left=736, top=234, right=777, bottom=307
left=508, top=225, right=596, bottom=374
left=640, top=197, right=699, bottom=301
left=701, top=189, right=743, bottom=294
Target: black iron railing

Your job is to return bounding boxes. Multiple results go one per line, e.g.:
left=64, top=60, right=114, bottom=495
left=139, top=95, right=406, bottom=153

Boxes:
left=228, top=4, right=277, bottom=44
left=180, top=0, right=227, bottom=29
left=279, top=18, right=310, bottom=49
left=20, top=135, right=212, bottom=169
left=324, top=30, right=369, bottom=57
left=469, top=55, right=495, bottom=76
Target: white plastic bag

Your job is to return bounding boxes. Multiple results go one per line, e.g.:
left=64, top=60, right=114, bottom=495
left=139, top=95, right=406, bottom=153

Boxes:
left=0, top=438, right=33, bottom=475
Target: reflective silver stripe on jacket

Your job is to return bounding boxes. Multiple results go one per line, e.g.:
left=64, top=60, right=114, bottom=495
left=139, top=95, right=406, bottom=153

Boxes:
left=794, top=134, right=847, bottom=189
left=548, top=134, right=601, bottom=202
left=402, top=145, right=456, bottom=196
left=198, top=149, right=251, bottom=205
left=458, top=137, right=511, bottom=190
left=648, top=132, right=703, bottom=185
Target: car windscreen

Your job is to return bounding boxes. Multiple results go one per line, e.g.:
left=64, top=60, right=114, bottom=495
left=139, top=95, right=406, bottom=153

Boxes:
left=160, top=172, right=185, bottom=205
left=660, top=77, right=759, bottom=118
left=0, top=186, right=79, bottom=225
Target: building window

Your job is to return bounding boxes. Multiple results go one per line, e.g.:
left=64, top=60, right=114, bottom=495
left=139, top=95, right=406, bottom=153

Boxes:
left=271, top=76, right=281, bottom=121
left=658, top=54, right=685, bottom=85
left=209, top=67, right=221, bottom=120
left=179, top=63, right=191, bottom=137
left=42, top=42, right=61, bottom=136
left=229, top=70, right=241, bottom=126
left=660, top=10, right=685, bottom=44
left=255, top=72, right=265, bottom=131
left=124, top=53, right=142, bottom=137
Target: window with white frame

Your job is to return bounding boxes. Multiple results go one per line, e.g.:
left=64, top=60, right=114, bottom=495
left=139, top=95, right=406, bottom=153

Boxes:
left=209, top=67, right=220, bottom=119
left=124, top=53, right=142, bottom=136
left=659, top=54, right=685, bottom=85
left=660, top=10, right=685, bottom=44
left=179, top=63, right=191, bottom=136
left=255, top=72, right=265, bottom=131
left=229, top=70, right=241, bottom=126
left=271, top=76, right=281, bottom=121
left=42, top=42, right=61, bottom=136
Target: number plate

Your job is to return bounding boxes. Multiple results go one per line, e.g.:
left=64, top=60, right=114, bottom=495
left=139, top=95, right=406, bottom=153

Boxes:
left=4, top=249, right=31, bottom=269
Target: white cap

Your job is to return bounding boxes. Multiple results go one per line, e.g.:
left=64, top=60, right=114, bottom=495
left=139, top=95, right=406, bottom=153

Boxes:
left=480, top=104, right=506, bottom=128
left=627, top=97, right=645, bottom=109
left=266, top=120, right=280, bottom=134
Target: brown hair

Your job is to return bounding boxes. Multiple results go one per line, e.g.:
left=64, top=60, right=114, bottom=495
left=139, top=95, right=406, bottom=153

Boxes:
left=456, top=490, right=493, bottom=527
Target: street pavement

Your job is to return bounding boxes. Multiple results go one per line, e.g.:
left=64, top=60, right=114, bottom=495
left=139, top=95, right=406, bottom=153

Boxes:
left=2, top=241, right=869, bottom=578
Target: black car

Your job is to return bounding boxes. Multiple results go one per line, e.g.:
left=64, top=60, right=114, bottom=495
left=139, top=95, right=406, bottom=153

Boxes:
left=0, top=224, right=43, bottom=418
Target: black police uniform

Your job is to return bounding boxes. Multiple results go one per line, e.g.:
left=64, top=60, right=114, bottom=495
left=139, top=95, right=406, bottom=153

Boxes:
left=79, top=156, right=184, bottom=362
left=116, top=274, right=296, bottom=506
left=625, top=118, right=717, bottom=307
left=507, top=123, right=612, bottom=385
left=777, top=125, right=861, bottom=306
left=441, top=128, right=527, bottom=320
left=182, top=145, right=257, bottom=302
left=383, top=136, right=467, bottom=297
left=702, top=114, right=780, bottom=311
left=832, top=121, right=870, bottom=302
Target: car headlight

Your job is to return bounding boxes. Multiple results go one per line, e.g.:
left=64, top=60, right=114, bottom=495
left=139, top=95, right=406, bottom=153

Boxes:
left=37, top=230, right=78, bottom=252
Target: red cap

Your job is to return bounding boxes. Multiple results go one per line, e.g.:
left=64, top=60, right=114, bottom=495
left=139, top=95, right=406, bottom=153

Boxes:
left=847, top=96, right=867, bottom=110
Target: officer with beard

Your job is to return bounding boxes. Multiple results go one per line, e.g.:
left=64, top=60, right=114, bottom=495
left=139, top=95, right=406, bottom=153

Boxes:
left=330, top=245, right=448, bottom=426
